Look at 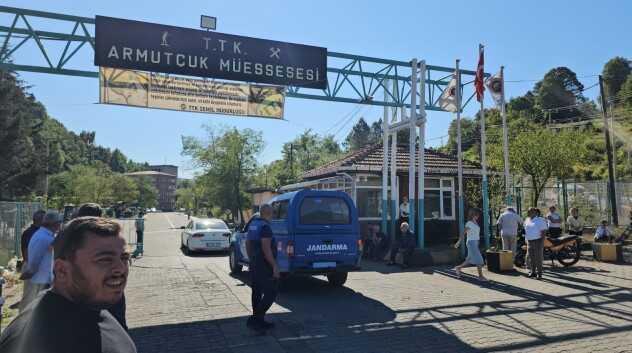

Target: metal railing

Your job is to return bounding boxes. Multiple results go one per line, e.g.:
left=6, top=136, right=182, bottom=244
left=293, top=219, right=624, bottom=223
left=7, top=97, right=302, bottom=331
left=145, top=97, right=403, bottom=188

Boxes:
left=0, top=202, right=43, bottom=266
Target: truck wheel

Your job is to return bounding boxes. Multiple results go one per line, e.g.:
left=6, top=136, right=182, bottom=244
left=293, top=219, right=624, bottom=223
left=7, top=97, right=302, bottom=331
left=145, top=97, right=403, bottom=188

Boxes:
left=326, top=272, right=348, bottom=287
left=229, top=246, right=242, bottom=274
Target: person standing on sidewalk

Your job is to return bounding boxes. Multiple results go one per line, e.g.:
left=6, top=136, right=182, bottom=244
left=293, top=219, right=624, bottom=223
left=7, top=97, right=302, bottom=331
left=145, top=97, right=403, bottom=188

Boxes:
left=0, top=217, right=136, bottom=353
left=546, top=206, right=562, bottom=238
left=20, top=210, right=46, bottom=266
left=454, top=208, right=487, bottom=281
left=19, top=211, right=61, bottom=310
left=14, top=210, right=46, bottom=310
left=245, top=204, right=279, bottom=332
left=524, top=208, right=547, bottom=279
left=496, top=207, right=522, bottom=258
left=134, top=211, right=145, bottom=257
left=566, top=207, right=583, bottom=236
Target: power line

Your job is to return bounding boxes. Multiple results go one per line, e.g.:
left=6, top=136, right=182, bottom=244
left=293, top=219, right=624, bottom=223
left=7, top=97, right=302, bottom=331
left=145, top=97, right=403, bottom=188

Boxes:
left=323, top=105, right=362, bottom=135
left=505, top=74, right=599, bottom=84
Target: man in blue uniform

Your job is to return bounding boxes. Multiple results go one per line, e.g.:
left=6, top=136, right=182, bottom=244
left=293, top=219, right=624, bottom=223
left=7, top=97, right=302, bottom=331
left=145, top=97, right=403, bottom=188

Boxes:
left=246, top=204, right=279, bottom=332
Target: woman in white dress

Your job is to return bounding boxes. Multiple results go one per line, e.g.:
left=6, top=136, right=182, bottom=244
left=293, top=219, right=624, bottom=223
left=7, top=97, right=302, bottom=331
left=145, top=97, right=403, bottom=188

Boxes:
left=454, top=208, right=487, bottom=281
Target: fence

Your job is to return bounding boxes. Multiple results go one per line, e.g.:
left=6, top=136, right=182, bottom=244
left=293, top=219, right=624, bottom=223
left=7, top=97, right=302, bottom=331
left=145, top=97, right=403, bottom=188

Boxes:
left=514, top=179, right=632, bottom=227
left=0, top=202, right=44, bottom=267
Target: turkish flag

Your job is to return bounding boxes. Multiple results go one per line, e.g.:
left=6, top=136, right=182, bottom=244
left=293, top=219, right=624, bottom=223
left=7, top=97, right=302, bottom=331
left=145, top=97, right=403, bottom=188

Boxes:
left=475, top=44, right=484, bottom=102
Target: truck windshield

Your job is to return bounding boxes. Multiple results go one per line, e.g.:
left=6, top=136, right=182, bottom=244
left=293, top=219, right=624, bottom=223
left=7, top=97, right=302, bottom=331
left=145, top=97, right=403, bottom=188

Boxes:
left=300, top=197, right=350, bottom=225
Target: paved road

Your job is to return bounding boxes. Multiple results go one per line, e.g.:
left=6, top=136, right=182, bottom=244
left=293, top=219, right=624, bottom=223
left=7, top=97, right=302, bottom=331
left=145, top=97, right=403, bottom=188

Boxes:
left=126, top=212, right=632, bottom=353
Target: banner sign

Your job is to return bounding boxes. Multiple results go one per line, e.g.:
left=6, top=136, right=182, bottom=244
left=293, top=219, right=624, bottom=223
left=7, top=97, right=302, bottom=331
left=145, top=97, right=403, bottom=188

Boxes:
left=95, top=16, right=327, bottom=89
left=99, top=67, right=285, bottom=119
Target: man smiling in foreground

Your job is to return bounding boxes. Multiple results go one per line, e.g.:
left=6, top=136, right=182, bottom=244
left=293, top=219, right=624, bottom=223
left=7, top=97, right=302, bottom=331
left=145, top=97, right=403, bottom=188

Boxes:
left=0, top=217, right=136, bottom=353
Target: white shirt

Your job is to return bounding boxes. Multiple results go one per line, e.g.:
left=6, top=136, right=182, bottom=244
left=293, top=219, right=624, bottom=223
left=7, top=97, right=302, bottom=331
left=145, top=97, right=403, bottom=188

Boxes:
left=524, top=217, right=547, bottom=241
left=399, top=202, right=410, bottom=218
left=496, top=211, right=522, bottom=236
left=465, top=221, right=480, bottom=241
left=547, top=212, right=562, bottom=229
left=567, top=216, right=583, bottom=232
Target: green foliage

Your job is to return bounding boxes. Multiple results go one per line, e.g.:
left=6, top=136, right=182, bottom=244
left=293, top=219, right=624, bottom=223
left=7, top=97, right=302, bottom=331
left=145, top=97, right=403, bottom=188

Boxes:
left=618, top=75, right=632, bottom=108
left=344, top=117, right=371, bottom=151
left=602, top=57, right=631, bottom=99
left=47, top=164, right=155, bottom=209
left=259, top=129, right=343, bottom=187
left=0, top=70, right=149, bottom=201
left=110, top=149, right=128, bottom=173
left=135, top=177, right=158, bottom=209
left=534, top=67, right=586, bottom=122
left=182, top=125, right=264, bottom=223
left=508, top=128, right=585, bottom=207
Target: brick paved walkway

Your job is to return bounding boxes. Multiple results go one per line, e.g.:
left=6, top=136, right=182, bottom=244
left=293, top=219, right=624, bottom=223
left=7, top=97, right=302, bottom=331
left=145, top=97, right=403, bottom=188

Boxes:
left=125, top=213, right=632, bottom=353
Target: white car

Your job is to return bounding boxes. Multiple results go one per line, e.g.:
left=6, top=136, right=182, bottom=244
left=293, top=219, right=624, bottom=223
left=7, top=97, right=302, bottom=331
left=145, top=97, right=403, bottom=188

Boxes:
left=180, top=218, right=231, bottom=254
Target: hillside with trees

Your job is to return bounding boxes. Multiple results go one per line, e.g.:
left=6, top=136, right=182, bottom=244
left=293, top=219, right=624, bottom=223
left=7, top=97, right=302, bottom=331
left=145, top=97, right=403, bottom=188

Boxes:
left=0, top=69, right=154, bottom=206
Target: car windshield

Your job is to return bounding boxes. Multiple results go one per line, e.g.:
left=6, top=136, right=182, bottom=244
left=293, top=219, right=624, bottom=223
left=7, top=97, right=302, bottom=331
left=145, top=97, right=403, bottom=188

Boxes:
left=299, top=197, right=350, bottom=225
left=195, top=220, right=229, bottom=230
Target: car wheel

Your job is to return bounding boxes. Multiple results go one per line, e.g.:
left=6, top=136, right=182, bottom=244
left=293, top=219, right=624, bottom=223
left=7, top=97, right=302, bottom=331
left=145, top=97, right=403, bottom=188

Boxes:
left=229, top=246, right=242, bottom=274
left=326, top=272, right=348, bottom=287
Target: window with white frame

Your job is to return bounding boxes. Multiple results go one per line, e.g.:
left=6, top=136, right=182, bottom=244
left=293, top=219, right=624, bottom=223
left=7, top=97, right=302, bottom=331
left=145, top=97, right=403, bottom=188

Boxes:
left=424, top=178, right=454, bottom=219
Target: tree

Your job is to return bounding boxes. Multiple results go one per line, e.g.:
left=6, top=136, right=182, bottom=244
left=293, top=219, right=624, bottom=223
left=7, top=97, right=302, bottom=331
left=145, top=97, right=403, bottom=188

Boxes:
left=110, top=174, right=139, bottom=204
left=110, top=149, right=128, bottom=173
left=135, top=177, right=158, bottom=209
left=534, top=67, right=586, bottom=122
left=509, top=127, right=584, bottom=207
left=369, top=119, right=383, bottom=144
left=344, top=117, right=371, bottom=151
left=258, top=130, right=342, bottom=188
left=0, top=70, right=46, bottom=199
left=618, top=75, right=632, bottom=108
left=443, top=117, right=478, bottom=155
left=0, top=69, right=147, bottom=200
left=602, top=57, right=631, bottom=99
left=182, top=126, right=264, bottom=224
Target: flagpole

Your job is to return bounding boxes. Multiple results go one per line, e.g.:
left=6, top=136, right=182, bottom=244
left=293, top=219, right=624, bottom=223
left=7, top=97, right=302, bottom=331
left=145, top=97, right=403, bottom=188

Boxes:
left=500, top=66, right=511, bottom=206
left=456, top=59, right=465, bottom=257
left=478, top=45, right=491, bottom=249
left=418, top=60, right=427, bottom=249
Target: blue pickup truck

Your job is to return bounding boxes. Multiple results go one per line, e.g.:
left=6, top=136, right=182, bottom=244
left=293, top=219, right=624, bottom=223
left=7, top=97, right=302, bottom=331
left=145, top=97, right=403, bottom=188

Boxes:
left=229, top=189, right=361, bottom=286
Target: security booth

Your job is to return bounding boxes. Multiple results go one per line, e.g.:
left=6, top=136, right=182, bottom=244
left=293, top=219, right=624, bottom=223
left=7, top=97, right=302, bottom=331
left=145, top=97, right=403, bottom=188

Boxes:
left=279, top=142, right=481, bottom=256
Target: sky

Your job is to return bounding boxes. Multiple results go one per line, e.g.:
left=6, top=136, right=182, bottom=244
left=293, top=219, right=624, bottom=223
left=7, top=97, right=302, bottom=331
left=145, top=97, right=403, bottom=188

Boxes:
left=3, top=0, right=631, bottom=178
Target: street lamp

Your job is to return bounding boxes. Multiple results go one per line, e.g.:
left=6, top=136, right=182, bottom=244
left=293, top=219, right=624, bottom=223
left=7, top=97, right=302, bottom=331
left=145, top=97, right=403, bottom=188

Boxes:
left=200, top=15, right=216, bottom=31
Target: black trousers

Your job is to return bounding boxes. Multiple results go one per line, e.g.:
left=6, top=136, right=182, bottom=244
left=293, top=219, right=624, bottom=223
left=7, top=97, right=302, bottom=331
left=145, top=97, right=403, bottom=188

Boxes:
left=549, top=228, right=562, bottom=238
left=389, top=239, right=414, bottom=265
left=250, top=268, right=278, bottom=320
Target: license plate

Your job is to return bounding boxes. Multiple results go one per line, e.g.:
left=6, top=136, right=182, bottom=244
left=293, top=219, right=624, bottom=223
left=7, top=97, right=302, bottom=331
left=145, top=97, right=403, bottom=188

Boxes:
left=206, top=242, right=221, bottom=247
left=313, top=262, right=336, bottom=269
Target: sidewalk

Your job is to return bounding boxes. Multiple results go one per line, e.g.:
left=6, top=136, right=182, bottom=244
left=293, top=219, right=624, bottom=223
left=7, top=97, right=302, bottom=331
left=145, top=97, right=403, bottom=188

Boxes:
left=124, top=213, right=632, bottom=353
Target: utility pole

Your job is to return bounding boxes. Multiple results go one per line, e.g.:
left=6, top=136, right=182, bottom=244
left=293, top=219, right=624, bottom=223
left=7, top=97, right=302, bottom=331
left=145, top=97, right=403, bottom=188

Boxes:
left=599, top=75, right=619, bottom=225
left=289, top=144, right=294, bottom=181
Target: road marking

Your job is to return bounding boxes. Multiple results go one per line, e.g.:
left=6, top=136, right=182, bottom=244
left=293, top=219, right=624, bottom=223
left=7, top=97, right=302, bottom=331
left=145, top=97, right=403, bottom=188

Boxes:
left=163, top=213, right=176, bottom=229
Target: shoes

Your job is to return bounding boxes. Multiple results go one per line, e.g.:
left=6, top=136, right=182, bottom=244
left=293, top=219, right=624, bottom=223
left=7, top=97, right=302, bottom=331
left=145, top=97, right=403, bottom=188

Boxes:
left=537, top=273, right=543, bottom=280
left=260, top=320, right=275, bottom=329
left=247, top=316, right=274, bottom=331
left=528, top=272, right=536, bottom=278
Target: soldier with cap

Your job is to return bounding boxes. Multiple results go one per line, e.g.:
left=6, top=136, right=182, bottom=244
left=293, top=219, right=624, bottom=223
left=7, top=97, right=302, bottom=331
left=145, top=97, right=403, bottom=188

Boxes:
left=245, top=204, right=279, bottom=332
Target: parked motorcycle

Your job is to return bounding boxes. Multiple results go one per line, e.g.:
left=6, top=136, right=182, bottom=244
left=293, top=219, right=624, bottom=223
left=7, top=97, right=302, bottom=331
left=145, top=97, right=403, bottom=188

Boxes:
left=514, top=232, right=582, bottom=267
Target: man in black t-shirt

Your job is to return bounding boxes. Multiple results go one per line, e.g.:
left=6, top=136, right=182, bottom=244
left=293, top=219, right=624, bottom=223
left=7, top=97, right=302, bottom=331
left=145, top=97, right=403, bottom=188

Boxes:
left=74, top=203, right=128, bottom=331
left=0, top=217, right=136, bottom=353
